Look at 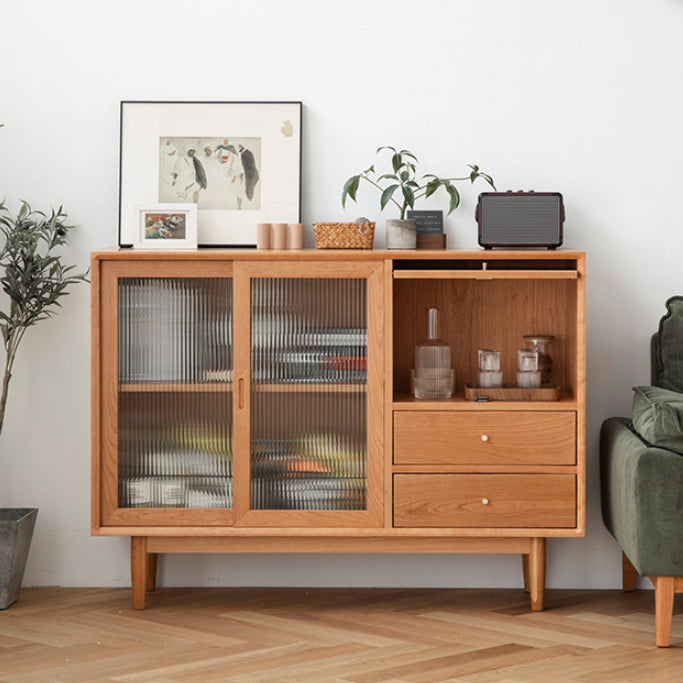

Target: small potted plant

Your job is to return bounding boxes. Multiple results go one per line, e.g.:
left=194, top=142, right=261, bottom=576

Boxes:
left=342, top=146, right=495, bottom=248
left=0, top=200, right=88, bottom=609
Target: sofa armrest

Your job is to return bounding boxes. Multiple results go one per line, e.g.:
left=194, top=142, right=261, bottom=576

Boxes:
left=601, top=416, right=683, bottom=577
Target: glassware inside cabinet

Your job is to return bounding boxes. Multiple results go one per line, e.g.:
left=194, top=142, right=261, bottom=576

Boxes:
left=414, top=308, right=452, bottom=400
left=523, top=335, right=555, bottom=385
left=118, top=278, right=233, bottom=384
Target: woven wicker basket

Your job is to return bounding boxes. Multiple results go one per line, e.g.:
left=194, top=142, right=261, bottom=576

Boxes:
left=313, top=222, right=375, bottom=249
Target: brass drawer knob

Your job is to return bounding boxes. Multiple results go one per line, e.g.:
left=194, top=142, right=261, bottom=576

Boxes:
left=482, top=498, right=490, bottom=505
left=481, top=435, right=489, bottom=442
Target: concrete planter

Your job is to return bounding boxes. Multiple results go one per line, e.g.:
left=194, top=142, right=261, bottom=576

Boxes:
left=386, top=219, right=417, bottom=249
left=0, top=508, right=38, bottom=609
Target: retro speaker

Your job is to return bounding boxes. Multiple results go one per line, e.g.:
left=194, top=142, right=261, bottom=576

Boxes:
left=476, top=191, right=564, bottom=249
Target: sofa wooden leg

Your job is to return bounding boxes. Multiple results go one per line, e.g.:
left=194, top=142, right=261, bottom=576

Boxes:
left=623, top=552, right=637, bottom=592
left=655, top=576, right=675, bottom=647
left=522, top=554, right=530, bottom=593
left=528, top=537, right=546, bottom=611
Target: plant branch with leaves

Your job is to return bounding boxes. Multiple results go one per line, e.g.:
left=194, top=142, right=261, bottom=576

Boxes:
left=342, top=146, right=496, bottom=219
left=0, top=201, right=89, bottom=435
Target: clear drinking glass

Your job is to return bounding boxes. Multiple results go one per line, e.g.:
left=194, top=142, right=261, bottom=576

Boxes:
left=414, top=308, right=452, bottom=399
left=477, top=349, right=503, bottom=388
left=516, top=348, right=541, bottom=388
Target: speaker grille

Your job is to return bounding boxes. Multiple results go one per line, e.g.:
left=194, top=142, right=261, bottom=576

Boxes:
left=480, top=195, right=561, bottom=245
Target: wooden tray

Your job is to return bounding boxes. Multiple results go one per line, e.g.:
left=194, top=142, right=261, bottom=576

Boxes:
left=464, top=383, right=561, bottom=401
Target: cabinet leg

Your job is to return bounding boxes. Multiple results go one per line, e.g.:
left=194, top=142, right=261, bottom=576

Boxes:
left=146, top=553, right=158, bottom=592
left=522, top=554, right=530, bottom=593
left=131, top=536, right=148, bottom=610
left=528, top=537, right=546, bottom=611
left=623, top=552, right=637, bottom=592
left=654, top=576, right=675, bottom=648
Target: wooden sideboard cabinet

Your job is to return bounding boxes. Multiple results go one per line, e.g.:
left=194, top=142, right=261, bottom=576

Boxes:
left=91, top=249, right=585, bottom=609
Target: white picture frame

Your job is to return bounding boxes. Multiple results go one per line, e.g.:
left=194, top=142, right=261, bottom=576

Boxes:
left=119, top=101, right=302, bottom=247
left=132, top=203, right=197, bottom=249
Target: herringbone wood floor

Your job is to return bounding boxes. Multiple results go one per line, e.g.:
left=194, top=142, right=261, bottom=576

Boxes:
left=0, top=587, right=680, bottom=682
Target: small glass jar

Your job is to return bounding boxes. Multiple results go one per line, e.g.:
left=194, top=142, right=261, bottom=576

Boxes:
left=523, top=335, right=554, bottom=384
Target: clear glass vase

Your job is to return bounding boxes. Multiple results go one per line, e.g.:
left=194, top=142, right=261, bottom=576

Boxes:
left=414, top=308, right=452, bottom=399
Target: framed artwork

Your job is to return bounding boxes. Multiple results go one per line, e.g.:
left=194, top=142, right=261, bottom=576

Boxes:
left=119, top=101, right=302, bottom=247
left=133, top=204, right=197, bottom=249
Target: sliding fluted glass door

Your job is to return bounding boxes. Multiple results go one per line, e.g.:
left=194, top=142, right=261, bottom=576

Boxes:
left=99, top=261, right=234, bottom=526
left=232, top=261, right=384, bottom=527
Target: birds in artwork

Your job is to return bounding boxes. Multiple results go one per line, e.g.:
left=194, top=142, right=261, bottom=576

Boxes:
left=238, top=144, right=260, bottom=202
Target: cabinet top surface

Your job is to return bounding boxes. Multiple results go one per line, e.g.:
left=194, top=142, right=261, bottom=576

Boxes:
left=92, top=248, right=585, bottom=262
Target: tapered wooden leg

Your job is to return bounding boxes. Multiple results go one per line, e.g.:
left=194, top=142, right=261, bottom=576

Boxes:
left=528, top=537, right=546, bottom=611
left=654, top=576, right=675, bottom=647
left=146, top=553, right=158, bottom=592
left=522, top=554, right=530, bottom=593
left=131, top=536, right=148, bottom=610
left=622, top=552, right=637, bottom=592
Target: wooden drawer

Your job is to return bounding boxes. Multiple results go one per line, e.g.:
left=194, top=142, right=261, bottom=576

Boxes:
left=393, top=411, right=575, bottom=466
left=393, top=474, right=576, bottom=528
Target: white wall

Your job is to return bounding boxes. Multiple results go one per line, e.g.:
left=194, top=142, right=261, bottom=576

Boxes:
left=1, top=0, right=681, bottom=590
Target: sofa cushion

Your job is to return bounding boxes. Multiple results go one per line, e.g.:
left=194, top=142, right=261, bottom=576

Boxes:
left=632, top=385, right=683, bottom=455
left=653, top=296, right=683, bottom=392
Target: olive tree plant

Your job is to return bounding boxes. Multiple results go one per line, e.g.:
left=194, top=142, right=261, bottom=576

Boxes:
left=0, top=200, right=89, bottom=434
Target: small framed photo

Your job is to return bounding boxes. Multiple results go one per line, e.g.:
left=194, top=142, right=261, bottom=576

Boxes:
left=119, top=101, right=302, bottom=247
left=133, top=204, right=197, bottom=249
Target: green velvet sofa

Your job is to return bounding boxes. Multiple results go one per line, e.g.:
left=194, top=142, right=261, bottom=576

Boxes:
left=601, top=296, right=683, bottom=647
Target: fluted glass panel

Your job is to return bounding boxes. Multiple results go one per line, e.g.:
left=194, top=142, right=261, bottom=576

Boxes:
left=118, top=392, right=233, bottom=508
left=250, top=278, right=367, bottom=510
left=118, top=278, right=232, bottom=508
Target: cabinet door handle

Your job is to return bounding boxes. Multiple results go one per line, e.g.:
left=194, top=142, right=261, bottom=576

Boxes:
left=482, top=498, right=490, bottom=506
left=238, top=378, right=244, bottom=409
left=481, top=434, right=489, bottom=442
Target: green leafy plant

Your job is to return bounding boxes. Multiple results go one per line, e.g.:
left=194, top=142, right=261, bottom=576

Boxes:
left=342, top=146, right=496, bottom=219
left=0, top=201, right=89, bottom=434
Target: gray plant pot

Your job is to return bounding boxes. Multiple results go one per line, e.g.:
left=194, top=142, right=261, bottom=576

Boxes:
left=386, top=218, right=417, bottom=249
left=0, top=508, right=38, bottom=609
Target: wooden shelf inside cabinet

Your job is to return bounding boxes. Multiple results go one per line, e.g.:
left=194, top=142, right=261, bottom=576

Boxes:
left=119, top=382, right=233, bottom=393
left=392, top=392, right=578, bottom=411
left=393, top=269, right=578, bottom=280
left=252, top=383, right=367, bottom=393
left=463, top=384, right=561, bottom=402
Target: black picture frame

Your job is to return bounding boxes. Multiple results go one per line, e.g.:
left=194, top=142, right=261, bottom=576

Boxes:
left=118, top=101, right=302, bottom=247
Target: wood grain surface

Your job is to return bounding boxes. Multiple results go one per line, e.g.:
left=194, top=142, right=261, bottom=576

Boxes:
left=0, top=587, right=679, bottom=681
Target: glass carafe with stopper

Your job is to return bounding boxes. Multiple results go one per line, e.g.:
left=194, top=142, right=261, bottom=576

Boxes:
left=414, top=307, right=452, bottom=399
